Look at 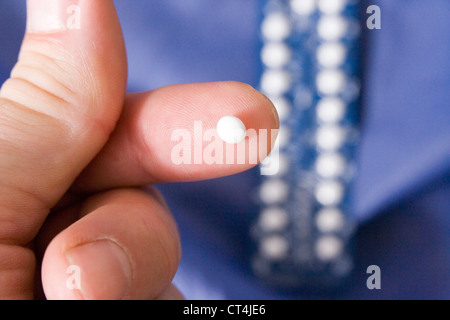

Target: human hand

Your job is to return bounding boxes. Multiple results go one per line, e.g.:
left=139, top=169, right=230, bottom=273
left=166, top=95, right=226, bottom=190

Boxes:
left=0, top=0, right=278, bottom=299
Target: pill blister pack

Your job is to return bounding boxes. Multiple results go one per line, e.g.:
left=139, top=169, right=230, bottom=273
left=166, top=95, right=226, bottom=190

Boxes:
left=252, top=0, right=363, bottom=288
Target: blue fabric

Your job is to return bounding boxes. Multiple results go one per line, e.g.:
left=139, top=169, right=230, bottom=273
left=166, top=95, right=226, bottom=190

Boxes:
left=0, top=0, right=448, bottom=299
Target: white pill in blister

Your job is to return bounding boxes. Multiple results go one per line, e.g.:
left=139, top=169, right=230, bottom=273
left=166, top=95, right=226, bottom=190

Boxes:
left=315, top=235, right=343, bottom=261
left=260, top=235, right=289, bottom=260
left=290, top=0, right=316, bottom=16
left=217, top=116, right=247, bottom=144
left=261, top=13, right=292, bottom=41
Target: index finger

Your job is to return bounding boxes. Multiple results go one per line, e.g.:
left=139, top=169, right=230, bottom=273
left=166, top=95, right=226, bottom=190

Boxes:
left=74, top=81, right=279, bottom=192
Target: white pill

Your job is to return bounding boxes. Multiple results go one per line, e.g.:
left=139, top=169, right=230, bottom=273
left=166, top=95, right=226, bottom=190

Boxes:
left=317, top=16, right=348, bottom=41
left=259, top=179, right=289, bottom=204
left=261, top=42, right=292, bottom=69
left=318, top=0, right=347, bottom=15
left=315, top=152, right=346, bottom=178
left=261, top=13, right=292, bottom=41
left=316, top=125, right=346, bottom=150
left=217, top=116, right=247, bottom=144
left=316, top=207, right=345, bottom=233
left=290, top=0, right=316, bottom=16
left=261, top=69, right=292, bottom=96
left=260, top=235, right=289, bottom=260
left=315, top=235, right=343, bottom=261
left=316, top=69, right=346, bottom=96
left=315, top=180, right=344, bottom=206
left=317, top=97, right=346, bottom=123
left=317, top=42, right=347, bottom=68
left=259, top=207, right=289, bottom=232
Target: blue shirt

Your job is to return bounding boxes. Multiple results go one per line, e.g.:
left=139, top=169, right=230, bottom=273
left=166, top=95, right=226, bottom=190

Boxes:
left=0, top=0, right=449, bottom=299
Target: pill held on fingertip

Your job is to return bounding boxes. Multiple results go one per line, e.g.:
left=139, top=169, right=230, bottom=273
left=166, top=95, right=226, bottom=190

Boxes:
left=217, top=116, right=247, bottom=144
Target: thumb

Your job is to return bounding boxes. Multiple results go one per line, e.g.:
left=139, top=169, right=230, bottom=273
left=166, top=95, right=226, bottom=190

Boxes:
left=0, top=0, right=127, bottom=298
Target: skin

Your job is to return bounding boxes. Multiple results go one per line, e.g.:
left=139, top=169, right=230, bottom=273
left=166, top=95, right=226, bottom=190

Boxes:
left=0, top=0, right=278, bottom=299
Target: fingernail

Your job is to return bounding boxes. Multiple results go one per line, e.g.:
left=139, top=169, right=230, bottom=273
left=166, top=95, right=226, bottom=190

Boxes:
left=65, top=239, right=132, bottom=300
left=26, top=0, right=75, bottom=33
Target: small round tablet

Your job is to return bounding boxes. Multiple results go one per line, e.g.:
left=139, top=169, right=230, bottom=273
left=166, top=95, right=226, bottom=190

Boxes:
left=216, top=116, right=247, bottom=144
